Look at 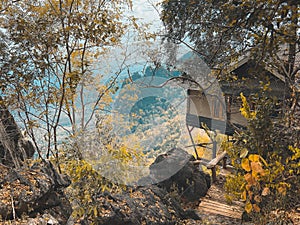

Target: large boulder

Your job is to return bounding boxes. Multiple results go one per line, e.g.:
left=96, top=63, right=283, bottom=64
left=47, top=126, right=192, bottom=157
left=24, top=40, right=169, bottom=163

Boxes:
left=0, top=161, right=72, bottom=224
left=79, top=185, right=201, bottom=225
left=0, top=103, right=35, bottom=167
left=140, top=148, right=211, bottom=203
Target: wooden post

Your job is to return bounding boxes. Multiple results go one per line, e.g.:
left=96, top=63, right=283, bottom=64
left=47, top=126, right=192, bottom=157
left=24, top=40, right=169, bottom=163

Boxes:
left=186, top=125, right=199, bottom=159
left=226, top=95, right=232, bottom=122
left=211, top=167, right=217, bottom=183
left=211, top=139, right=217, bottom=183
left=222, top=156, right=227, bottom=169
left=212, top=140, right=217, bottom=159
left=207, top=151, right=227, bottom=183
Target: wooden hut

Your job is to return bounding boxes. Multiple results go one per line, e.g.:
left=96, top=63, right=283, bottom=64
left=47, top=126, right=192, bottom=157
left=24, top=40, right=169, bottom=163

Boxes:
left=186, top=54, right=288, bottom=159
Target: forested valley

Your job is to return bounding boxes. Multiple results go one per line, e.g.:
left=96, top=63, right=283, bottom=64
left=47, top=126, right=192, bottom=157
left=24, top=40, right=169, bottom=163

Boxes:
left=0, top=0, right=299, bottom=224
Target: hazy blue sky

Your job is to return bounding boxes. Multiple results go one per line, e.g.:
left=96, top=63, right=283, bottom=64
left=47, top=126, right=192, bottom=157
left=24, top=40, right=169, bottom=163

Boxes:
left=131, top=0, right=162, bottom=30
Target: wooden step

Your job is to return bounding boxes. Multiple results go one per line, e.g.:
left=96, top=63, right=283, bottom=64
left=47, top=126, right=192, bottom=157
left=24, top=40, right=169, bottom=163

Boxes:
left=198, top=198, right=243, bottom=219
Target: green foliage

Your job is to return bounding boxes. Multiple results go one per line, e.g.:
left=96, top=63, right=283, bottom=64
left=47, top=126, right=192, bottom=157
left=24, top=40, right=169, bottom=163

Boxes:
left=0, top=0, right=137, bottom=159
left=233, top=89, right=279, bottom=159
left=225, top=94, right=300, bottom=223
left=84, top=114, right=148, bottom=184
left=55, top=110, right=149, bottom=223
left=59, top=133, right=148, bottom=223
left=161, top=0, right=299, bottom=71
left=61, top=159, right=115, bottom=223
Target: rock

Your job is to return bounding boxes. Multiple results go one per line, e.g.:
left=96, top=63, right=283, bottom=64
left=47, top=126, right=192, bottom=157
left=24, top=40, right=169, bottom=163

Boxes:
left=0, top=103, right=35, bottom=168
left=0, top=213, right=60, bottom=225
left=0, top=162, right=72, bottom=224
left=77, top=148, right=206, bottom=225
left=141, top=148, right=211, bottom=203
left=80, top=185, right=201, bottom=225
left=0, top=104, right=72, bottom=224
left=31, top=160, right=71, bottom=188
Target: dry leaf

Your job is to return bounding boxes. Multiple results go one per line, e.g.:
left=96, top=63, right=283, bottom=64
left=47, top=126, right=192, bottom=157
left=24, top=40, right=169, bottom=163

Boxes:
left=241, top=158, right=251, bottom=172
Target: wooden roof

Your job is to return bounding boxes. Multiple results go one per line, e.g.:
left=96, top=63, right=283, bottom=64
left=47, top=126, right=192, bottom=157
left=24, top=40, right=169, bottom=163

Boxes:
left=219, top=53, right=289, bottom=98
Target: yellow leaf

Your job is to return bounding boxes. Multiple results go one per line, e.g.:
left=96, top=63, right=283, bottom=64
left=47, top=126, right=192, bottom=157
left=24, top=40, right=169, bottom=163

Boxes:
left=248, top=190, right=254, bottom=200
left=250, top=161, right=264, bottom=174
left=244, top=173, right=256, bottom=185
left=245, top=201, right=252, bottom=213
left=277, top=184, right=288, bottom=196
left=240, top=148, right=249, bottom=158
left=254, top=195, right=262, bottom=203
left=259, top=156, right=268, bottom=167
left=110, top=37, right=117, bottom=42
left=253, top=204, right=260, bottom=213
left=241, top=190, right=247, bottom=201
left=241, top=158, right=251, bottom=172
left=245, top=184, right=252, bottom=191
left=261, top=187, right=270, bottom=196
left=93, top=207, right=98, bottom=217
left=230, top=19, right=237, bottom=26
left=249, top=154, right=260, bottom=162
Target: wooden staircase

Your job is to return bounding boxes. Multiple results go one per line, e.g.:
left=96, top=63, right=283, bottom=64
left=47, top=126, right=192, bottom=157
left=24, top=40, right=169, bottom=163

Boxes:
left=198, top=168, right=244, bottom=221
left=199, top=198, right=243, bottom=219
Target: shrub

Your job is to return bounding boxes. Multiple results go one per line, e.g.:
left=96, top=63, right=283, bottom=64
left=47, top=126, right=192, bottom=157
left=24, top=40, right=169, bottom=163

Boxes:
left=225, top=91, right=300, bottom=224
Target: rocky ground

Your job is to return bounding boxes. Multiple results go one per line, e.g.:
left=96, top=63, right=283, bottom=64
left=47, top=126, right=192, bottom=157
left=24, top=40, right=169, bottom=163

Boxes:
left=1, top=165, right=300, bottom=225
left=0, top=162, right=72, bottom=225
left=0, top=105, right=72, bottom=225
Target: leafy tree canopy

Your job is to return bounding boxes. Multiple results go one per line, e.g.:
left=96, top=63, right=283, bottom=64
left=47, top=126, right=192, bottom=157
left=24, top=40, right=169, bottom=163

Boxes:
left=161, top=0, right=299, bottom=87
left=0, top=0, right=134, bottom=157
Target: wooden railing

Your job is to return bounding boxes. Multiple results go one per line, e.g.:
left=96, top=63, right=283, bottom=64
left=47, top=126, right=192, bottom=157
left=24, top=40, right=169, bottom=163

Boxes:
left=193, top=151, right=228, bottom=183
